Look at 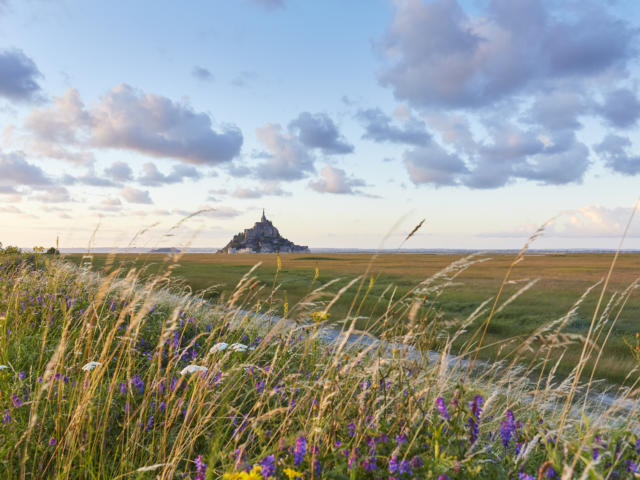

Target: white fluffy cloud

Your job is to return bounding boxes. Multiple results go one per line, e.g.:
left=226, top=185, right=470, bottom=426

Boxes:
left=308, top=165, right=366, bottom=194
left=24, top=85, right=243, bottom=166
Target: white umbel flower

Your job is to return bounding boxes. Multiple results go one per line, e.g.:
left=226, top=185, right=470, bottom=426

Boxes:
left=81, top=361, right=102, bottom=371
left=180, top=364, right=208, bottom=375
left=209, top=342, right=229, bottom=353
left=229, top=343, right=254, bottom=352
left=0, top=365, right=8, bottom=370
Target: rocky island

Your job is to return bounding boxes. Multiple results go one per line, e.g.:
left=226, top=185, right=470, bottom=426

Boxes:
left=218, top=210, right=310, bottom=254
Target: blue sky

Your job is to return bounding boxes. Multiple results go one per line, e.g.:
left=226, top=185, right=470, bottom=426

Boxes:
left=0, top=0, right=639, bottom=250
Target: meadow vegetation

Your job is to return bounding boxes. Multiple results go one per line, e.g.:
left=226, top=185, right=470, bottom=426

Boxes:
left=1, top=248, right=639, bottom=479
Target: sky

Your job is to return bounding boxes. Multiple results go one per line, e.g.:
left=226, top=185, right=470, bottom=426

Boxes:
left=0, top=0, right=639, bottom=251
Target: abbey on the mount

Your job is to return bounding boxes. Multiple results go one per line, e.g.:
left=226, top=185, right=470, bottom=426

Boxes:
left=218, top=210, right=310, bottom=254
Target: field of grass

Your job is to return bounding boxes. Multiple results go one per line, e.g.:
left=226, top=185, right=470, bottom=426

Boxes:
left=68, top=251, right=640, bottom=384
left=1, top=251, right=640, bottom=478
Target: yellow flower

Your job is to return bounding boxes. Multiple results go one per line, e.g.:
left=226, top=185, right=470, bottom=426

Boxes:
left=222, top=465, right=264, bottom=480
left=311, top=311, right=329, bottom=322
left=277, top=255, right=282, bottom=272
left=313, top=266, right=319, bottom=281
left=283, top=468, right=304, bottom=479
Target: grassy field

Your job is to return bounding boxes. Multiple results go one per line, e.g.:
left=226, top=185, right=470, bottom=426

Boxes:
left=3, top=251, right=640, bottom=478
left=68, top=252, right=640, bottom=384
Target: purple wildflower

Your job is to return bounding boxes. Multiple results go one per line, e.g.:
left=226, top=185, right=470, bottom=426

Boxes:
left=469, top=395, right=483, bottom=419
left=2, top=410, right=10, bottom=423
left=293, top=435, right=306, bottom=466
left=194, top=455, right=207, bottom=480
left=396, top=433, right=407, bottom=446
left=436, top=397, right=450, bottom=420
left=437, top=475, right=449, bottom=480
left=348, top=422, right=356, bottom=437
left=500, top=410, right=517, bottom=448
left=258, top=455, right=275, bottom=478
left=255, top=380, right=266, bottom=394
left=313, top=458, right=322, bottom=476
left=362, top=456, right=377, bottom=471
left=347, top=450, right=358, bottom=470
left=626, top=461, right=638, bottom=474
left=519, top=474, right=535, bottom=480
left=48, top=437, right=56, bottom=446
left=131, top=374, right=144, bottom=395
left=12, top=393, right=22, bottom=408
left=389, top=456, right=399, bottom=474
left=410, top=456, right=423, bottom=469
left=19, top=371, right=25, bottom=380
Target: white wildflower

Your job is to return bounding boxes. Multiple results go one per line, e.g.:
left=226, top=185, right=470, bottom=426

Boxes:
left=180, top=364, right=208, bottom=375
left=81, top=361, right=102, bottom=371
left=209, top=342, right=229, bottom=353
left=229, top=343, right=253, bottom=352
left=0, top=365, right=8, bottom=370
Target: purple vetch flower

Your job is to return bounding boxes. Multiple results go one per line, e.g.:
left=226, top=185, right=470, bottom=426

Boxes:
left=592, top=447, right=599, bottom=460
left=469, top=395, right=483, bottom=419
left=437, top=475, right=449, bottom=480
left=399, top=460, right=412, bottom=475
left=388, top=456, right=399, bottom=474
left=500, top=410, right=517, bottom=448
left=519, top=473, right=535, bottom=480
left=313, top=458, right=322, bottom=476
left=12, top=393, right=22, bottom=408
left=194, top=455, right=207, bottom=480
left=258, top=455, right=275, bottom=478
left=410, top=456, right=423, bottom=469
left=626, top=461, right=638, bottom=474
left=436, top=397, right=450, bottom=420
left=396, top=433, right=407, bottom=446
left=635, top=438, right=640, bottom=455
left=348, top=422, right=356, bottom=437
left=293, top=435, right=307, bottom=466
left=2, top=410, right=10, bottom=423
left=19, top=371, right=25, bottom=380
left=362, top=456, right=377, bottom=471
left=131, top=374, right=144, bottom=394
left=48, top=437, right=56, bottom=446
left=145, top=415, right=154, bottom=431
left=118, top=382, right=127, bottom=395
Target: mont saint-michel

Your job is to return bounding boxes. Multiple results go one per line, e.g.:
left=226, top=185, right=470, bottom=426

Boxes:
left=218, top=211, right=310, bottom=254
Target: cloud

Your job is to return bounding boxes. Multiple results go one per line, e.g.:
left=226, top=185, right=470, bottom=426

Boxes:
left=192, top=66, right=214, bottom=82
left=24, top=85, right=243, bottom=165
left=231, top=71, right=258, bottom=88
left=24, top=89, right=94, bottom=164
left=357, top=108, right=430, bottom=146
left=32, top=186, right=71, bottom=203
left=255, top=123, right=315, bottom=180
left=248, top=0, right=284, bottom=10
left=90, top=197, right=122, bottom=212
left=174, top=205, right=242, bottom=218
left=232, top=182, right=289, bottom=198
left=0, top=48, right=42, bottom=102
left=308, top=165, right=367, bottom=194
left=594, top=134, right=640, bottom=175
left=379, top=0, right=636, bottom=110
left=121, top=186, right=152, bottom=204
left=596, top=88, right=640, bottom=129
left=289, top=112, right=354, bottom=154
left=404, top=143, right=468, bottom=187
left=0, top=151, right=51, bottom=188
left=138, top=162, right=201, bottom=186
left=104, top=161, right=133, bottom=182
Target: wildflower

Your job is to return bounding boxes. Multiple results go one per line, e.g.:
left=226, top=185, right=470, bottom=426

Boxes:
left=81, top=361, right=101, bottom=371
left=12, top=393, right=22, bottom=408
left=313, top=458, right=322, bottom=476
left=347, top=450, right=358, bottom=470
left=131, top=374, right=144, bottom=394
left=518, top=473, right=535, bottom=480
left=436, top=397, right=450, bottom=420
left=19, top=371, right=25, bottom=379
left=293, top=436, right=307, bottom=466
left=437, top=475, right=449, bottom=480
left=2, top=410, right=10, bottom=423
left=0, top=364, right=8, bottom=370
left=396, top=433, right=408, bottom=446
left=500, top=410, right=517, bottom=448
left=48, top=437, right=56, bottom=446
left=194, top=455, right=207, bottom=480
left=410, top=456, right=423, bottom=469
left=258, top=455, right=275, bottom=478
left=229, top=343, right=254, bottom=352
left=389, top=456, right=399, bottom=474
left=469, top=395, right=483, bottom=419
left=362, top=456, right=377, bottom=471
left=283, top=468, right=303, bottom=479
left=210, top=342, right=229, bottom=353
left=180, top=365, right=209, bottom=376
left=347, top=422, right=356, bottom=437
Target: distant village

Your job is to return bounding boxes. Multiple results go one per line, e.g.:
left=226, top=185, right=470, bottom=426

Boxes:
left=218, top=210, right=309, bottom=254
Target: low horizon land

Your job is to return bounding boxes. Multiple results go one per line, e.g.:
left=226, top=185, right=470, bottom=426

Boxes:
left=67, top=251, right=640, bottom=385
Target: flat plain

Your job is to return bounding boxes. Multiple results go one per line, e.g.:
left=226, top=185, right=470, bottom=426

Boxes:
left=68, top=252, right=640, bottom=384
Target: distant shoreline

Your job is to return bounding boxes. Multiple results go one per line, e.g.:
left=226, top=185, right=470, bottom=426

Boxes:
left=56, top=248, right=640, bottom=254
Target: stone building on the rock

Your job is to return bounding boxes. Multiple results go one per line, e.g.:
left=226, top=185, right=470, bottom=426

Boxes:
left=218, top=210, right=310, bottom=254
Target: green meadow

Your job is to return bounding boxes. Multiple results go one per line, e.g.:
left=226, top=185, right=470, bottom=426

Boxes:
left=68, top=252, right=640, bottom=385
